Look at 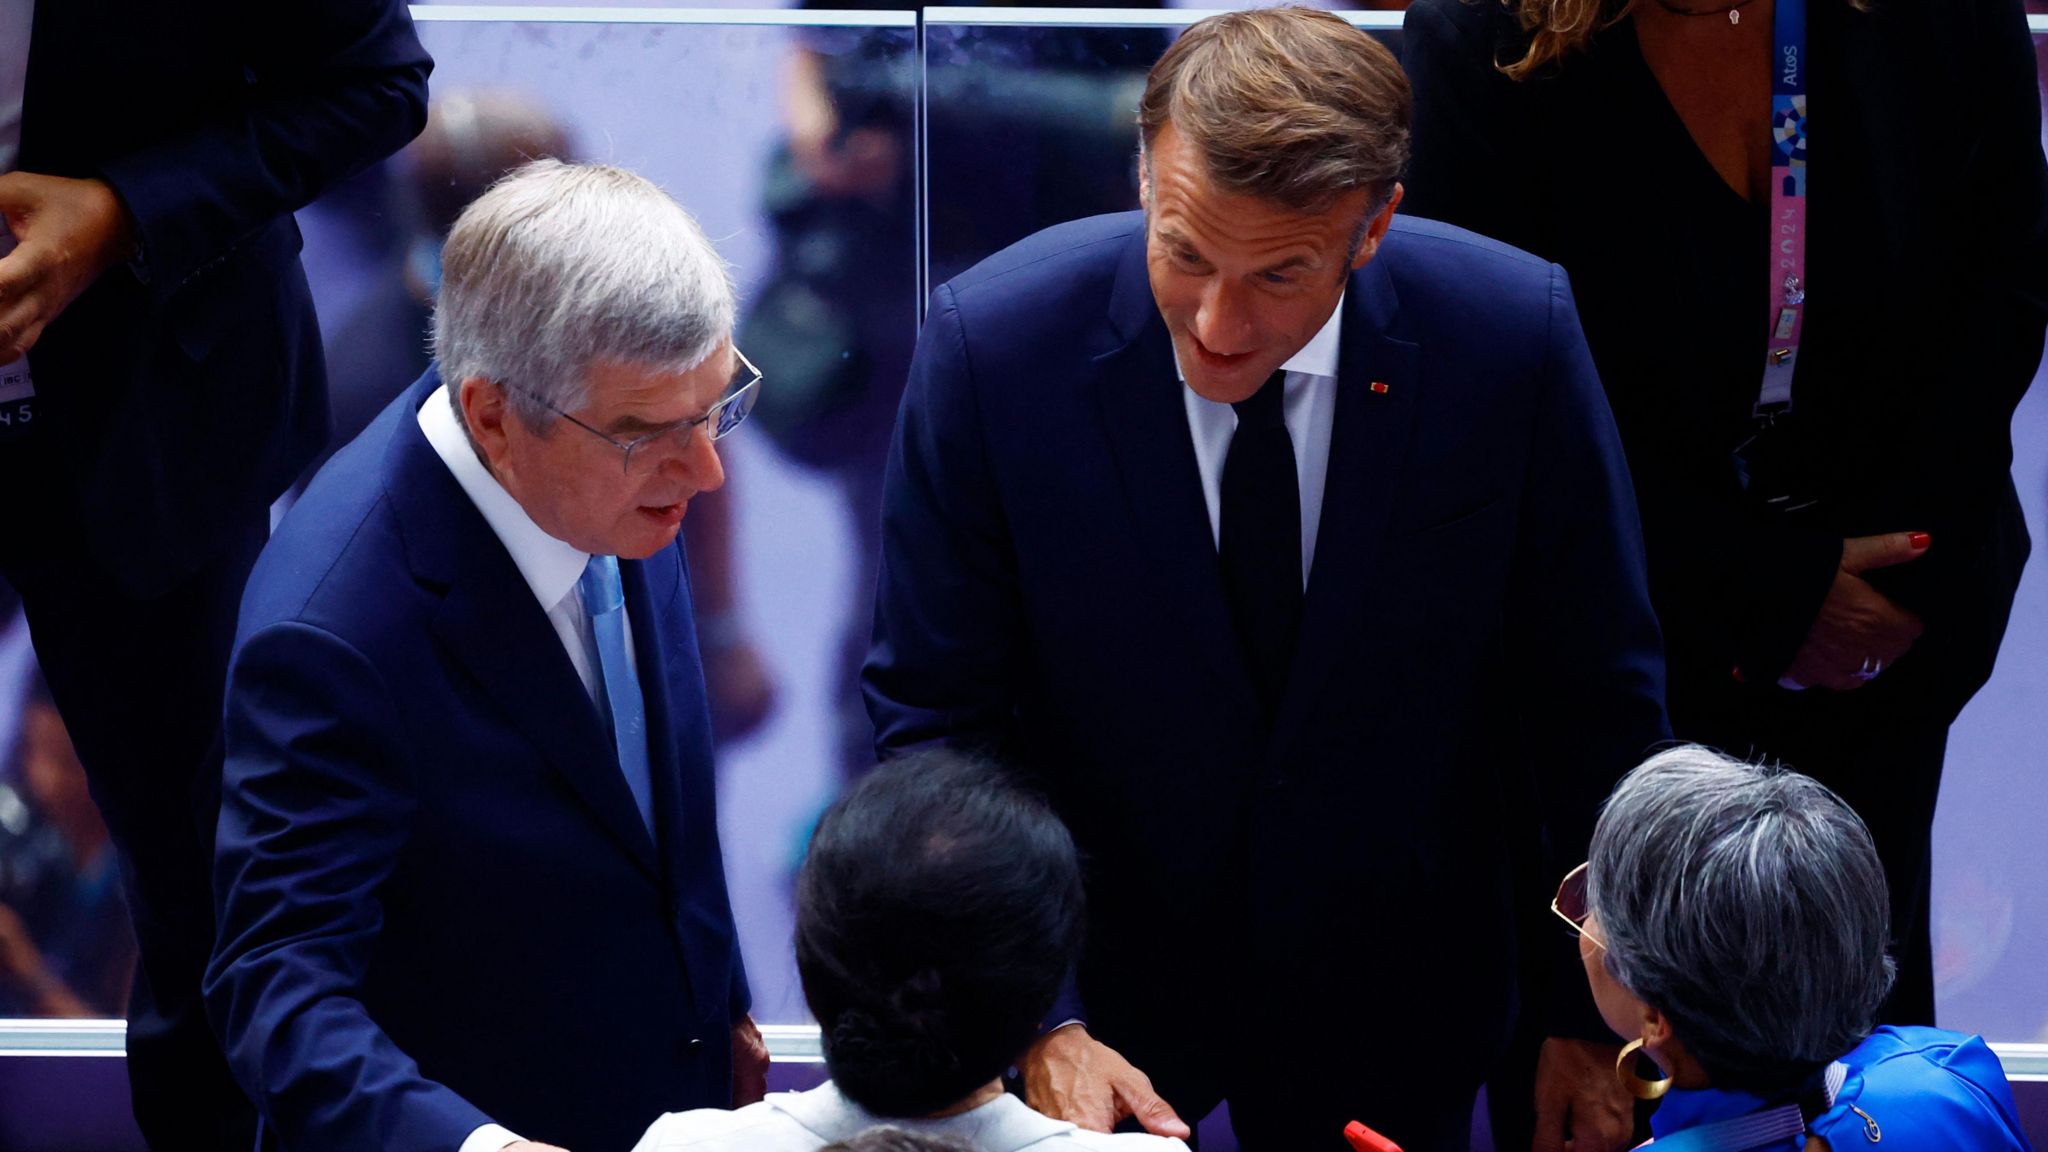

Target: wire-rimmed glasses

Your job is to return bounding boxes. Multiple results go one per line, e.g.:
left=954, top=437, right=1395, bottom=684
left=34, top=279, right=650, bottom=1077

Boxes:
left=515, top=347, right=762, bottom=476
left=1552, top=861, right=1606, bottom=951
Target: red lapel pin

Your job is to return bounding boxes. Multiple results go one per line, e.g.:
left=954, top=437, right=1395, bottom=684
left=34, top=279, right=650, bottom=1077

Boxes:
left=1369, top=381, right=1390, bottom=395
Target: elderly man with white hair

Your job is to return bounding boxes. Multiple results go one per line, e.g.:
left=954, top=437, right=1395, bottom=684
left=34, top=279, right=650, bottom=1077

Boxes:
left=206, top=160, right=767, bottom=1152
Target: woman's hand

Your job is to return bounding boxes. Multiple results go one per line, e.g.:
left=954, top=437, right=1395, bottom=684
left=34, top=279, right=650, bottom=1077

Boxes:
left=1780, top=532, right=1929, bottom=691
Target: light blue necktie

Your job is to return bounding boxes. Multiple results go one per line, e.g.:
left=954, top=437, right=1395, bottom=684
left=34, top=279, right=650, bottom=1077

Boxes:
left=579, top=555, right=656, bottom=836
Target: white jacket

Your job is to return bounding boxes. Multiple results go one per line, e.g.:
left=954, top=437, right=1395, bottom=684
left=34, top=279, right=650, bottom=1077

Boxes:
left=631, top=1082, right=1191, bottom=1152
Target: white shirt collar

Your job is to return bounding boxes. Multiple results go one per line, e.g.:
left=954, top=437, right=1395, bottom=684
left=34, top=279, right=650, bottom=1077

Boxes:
left=418, top=382, right=591, bottom=611
left=1174, top=290, right=1344, bottom=384
left=773, top=1083, right=1079, bottom=1151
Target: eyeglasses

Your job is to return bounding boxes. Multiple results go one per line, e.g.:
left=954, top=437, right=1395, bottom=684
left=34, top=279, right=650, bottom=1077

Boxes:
left=1552, top=861, right=1606, bottom=951
left=511, top=347, right=763, bottom=476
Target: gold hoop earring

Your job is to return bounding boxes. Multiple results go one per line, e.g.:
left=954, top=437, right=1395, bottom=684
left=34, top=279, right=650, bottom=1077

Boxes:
left=1616, top=1037, right=1672, bottom=1101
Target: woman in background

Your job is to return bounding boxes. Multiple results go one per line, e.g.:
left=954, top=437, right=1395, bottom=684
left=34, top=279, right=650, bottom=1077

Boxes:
left=1404, top=0, right=2048, bottom=1041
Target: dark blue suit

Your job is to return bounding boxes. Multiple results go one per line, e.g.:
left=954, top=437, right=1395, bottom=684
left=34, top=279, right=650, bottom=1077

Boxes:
left=0, top=4, right=429, bottom=1147
left=208, top=369, right=749, bottom=1152
left=865, top=213, right=1670, bottom=1150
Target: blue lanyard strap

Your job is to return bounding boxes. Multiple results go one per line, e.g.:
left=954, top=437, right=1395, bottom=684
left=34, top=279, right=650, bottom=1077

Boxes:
left=1644, top=1103, right=1808, bottom=1152
left=1757, top=0, right=1808, bottom=416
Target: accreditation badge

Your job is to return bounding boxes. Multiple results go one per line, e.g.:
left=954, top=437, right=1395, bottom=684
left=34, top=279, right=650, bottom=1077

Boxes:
left=0, top=354, right=31, bottom=442
left=0, top=228, right=32, bottom=442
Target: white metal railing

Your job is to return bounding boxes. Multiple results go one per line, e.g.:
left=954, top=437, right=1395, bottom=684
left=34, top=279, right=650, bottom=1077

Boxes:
left=2, top=1021, right=2042, bottom=1079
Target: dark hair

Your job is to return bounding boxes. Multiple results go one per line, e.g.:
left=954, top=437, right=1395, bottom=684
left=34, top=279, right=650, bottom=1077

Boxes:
left=820, top=1127, right=977, bottom=1152
left=796, top=751, right=1085, bottom=1117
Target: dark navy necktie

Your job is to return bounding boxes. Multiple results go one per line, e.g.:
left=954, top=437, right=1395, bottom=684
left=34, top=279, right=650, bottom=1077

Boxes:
left=1219, top=370, right=1302, bottom=722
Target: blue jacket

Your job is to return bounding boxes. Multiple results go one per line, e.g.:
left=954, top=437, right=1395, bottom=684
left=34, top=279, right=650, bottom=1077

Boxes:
left=1648, top=1026, right=2033, bottom=1151
left=864, top=211, right=1670, bottom=1147
left=208, top=369, right=749, bottom=1152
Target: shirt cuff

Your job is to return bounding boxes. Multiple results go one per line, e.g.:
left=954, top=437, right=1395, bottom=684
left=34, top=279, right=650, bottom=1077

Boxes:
left=459, top=1122, right=523, bottom=1152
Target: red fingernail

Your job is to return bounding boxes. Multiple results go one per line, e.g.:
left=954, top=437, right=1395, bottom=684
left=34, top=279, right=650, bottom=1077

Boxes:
left=1910, top=532, right=1931, bottom=550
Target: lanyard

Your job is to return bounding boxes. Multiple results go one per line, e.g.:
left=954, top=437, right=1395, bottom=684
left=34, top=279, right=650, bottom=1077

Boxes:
left=1640, top=1104, right=1807, bottom=1152
left=1756, top=0, right=1808, bottom=417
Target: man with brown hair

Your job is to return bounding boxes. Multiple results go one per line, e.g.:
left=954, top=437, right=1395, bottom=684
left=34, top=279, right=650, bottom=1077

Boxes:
left=864, top=8, right=1668, bottom=1151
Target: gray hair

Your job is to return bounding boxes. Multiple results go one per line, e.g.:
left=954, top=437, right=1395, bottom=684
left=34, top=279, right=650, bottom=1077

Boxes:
left=1588, top=746, right=1895, bottom=1095
left=431, top=159, right=735, bottom=431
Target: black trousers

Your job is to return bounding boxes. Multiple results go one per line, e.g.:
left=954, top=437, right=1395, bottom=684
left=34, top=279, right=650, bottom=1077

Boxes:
left=1667, top=659, right=1948, bottom=1027
left=1, top=487, right=264, bottom=1152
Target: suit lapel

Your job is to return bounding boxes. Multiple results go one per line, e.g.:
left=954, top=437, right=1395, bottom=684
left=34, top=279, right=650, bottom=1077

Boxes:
left=1091, top=229, right=1259, bottom=711
left=1270, top=258, right=1421, bottom=762
left=389, top=369, right=663, bottom=885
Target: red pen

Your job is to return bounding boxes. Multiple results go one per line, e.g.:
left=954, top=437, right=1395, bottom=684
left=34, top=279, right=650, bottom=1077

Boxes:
left=1344, top=1120, right=1404, bottom=1152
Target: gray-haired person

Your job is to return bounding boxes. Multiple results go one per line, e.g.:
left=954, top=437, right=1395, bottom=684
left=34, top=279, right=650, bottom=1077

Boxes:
left=1554, top=746, right=2032, bottom=1151
left=209, top=160, right=767, bottom=1152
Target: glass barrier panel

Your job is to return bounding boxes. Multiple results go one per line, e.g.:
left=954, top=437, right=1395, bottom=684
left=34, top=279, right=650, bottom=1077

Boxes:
left=921, top=8, right=1403, bottom=284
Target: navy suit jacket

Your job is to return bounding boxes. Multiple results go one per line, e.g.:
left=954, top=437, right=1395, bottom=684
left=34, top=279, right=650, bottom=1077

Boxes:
left=17, top=0, right=430, bottom=596
left=208, top=369, right=749, bottom=1152
left=865, top=213, right=1670, bottom=1142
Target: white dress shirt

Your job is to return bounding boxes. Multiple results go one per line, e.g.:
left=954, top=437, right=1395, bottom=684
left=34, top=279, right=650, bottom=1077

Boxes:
left=419, top=383, right=637, bottom=1152
left=1178, top=293, right=1344, bottom=587
left=0, top=0, right=30, bottom=175
left=419, top=382, right=640, bottom=703
left=631, top=1082, right=1189, bottom=1152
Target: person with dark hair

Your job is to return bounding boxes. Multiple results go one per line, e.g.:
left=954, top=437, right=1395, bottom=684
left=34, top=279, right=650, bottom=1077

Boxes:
left=630, top=752, right=1186, bottom=1152
left=1555, top=746, right=2031, bottom=1150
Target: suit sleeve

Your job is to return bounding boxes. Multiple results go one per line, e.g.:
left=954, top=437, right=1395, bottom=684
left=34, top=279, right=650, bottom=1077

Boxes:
left=207, top=621, right=492, bottom=1152
left=862, top=282, right=1028, bottom=758
left=97, top=0, right=432, bottom=295
left=1506, top=266, right=1673, bottom=1038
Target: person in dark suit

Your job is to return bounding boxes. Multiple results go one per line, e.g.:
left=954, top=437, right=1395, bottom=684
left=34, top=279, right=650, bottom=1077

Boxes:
left=862, top=10, right=1671, bottom=1152
left=207, top=160, right=767, bottom=1152
left=0, top=3, right=430, bottom=1146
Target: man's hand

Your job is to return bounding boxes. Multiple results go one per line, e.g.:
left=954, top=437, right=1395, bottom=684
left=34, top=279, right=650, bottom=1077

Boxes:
left=1019, top=1025, right=1189, bottom=1139
left=0, top=171, right=139, bottom=362
left=1780, top=532, right=1928, bottom=692
left=731, top=1013, right=770, bottom=1106
left=1532, top=1037, right=1632, bottom=1152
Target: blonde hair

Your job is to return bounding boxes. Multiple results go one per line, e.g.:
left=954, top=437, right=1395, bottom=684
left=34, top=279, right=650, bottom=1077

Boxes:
left=1498, top=0, right=1869, bottom=80
left=1137, top=7, right=1410, bottom=213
